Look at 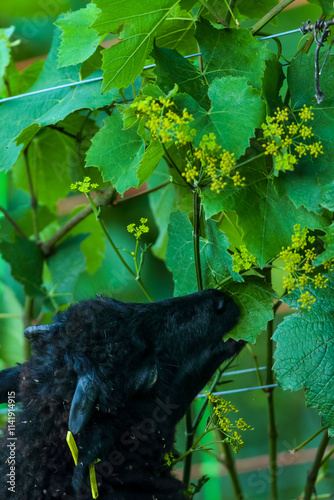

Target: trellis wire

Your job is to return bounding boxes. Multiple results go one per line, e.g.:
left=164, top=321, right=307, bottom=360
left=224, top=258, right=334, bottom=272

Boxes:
left=197, top=384, right=279, bottom=398
left=196, top=366, right=280, bottom=398
left=0, top=23, right=323, bottom=106
left=0, top=53, right=202, bottom=105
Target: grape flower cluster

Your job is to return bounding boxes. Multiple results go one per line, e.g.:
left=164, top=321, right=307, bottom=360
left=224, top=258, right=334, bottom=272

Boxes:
left=127, top=217, right=150, bottom=240
left=232, top=245, right=257, bottom=273
left=262, top=105, right=323, bottom=172
left=70, top=176, right=99, bottom=193
left=131, top=96, right=245, bottom=193
left=206, top=392, right=253, bottom=453
left=280, top=224, right=332, bottom=309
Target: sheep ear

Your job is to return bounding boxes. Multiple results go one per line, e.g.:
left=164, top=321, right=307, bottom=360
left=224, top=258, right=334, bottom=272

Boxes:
left=69, top=375, right=99, bottom=435
left=24, top=324, right=56, bottom=339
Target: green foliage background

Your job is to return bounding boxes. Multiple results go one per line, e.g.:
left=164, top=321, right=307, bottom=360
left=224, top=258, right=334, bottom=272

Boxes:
left=0, top=1, right=334, bottom=499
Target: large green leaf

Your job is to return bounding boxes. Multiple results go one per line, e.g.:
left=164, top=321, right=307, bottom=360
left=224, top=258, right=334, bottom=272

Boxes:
left=12, top=128, right=81, bottom=213
left=47, top=235, right=88, bottom=306
left=275, top=51, right=334, bottom=212
left=0, top=206, right=55, bottom=243
left=0, top=24, right=119, bottom=173
left=224, top=276, right=276, bottom=343
left=66, top=207, right=105, bottom=275
left=0, top=237, right=44, bottom=297
left=5, top=59, right=44, bottom=97
left=195, top=19, right=273, bottom=91
left=152, top=45, right=210, bottom=109
left=308, top=0, right=334, bottom=15
left=137, top=140, right=164, bottom=186
left=273, top=277, right=334, bottom=434
left=85, top=113, right=145, bottom=193
left=165, top=210, right=240, bottom=297
left=314, top=222, right=334, bottom=266
left=175, top=77, right=265, bottom=158
left=236, top=0, right=278, bottom=18
left=201, top=154, right=327, bottom=267
left=92, top=0, right=180, bottom=91
left=55, top=4, right=102, bottom=67
left=155, top=6, right=197, bottom=55
left=147, top=160, right=176, bottom=259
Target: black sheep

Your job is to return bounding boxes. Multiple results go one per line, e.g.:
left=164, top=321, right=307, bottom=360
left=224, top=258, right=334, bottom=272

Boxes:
left=0, top=289, right=243, bottom=499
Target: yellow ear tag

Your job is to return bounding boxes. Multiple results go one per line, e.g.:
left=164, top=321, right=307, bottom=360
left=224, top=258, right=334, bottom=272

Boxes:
left=66, top=431, right=78, bottom=466
left=89, top=463, right=99, bottom=499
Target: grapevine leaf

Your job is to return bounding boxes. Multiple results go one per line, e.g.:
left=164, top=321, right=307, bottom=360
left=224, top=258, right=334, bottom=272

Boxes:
left=236, top=0, right=277, bottom=18
left=55, top=4, right=102, bottom=68
left=224, top=277, right=276, bottom=343
left=148, top=164, right=174, bottom=259
left=261, top=56, right=285, bottom=113
left=278, top=51, right=334, bottom=211
left=201, top=154, right=327, bottom=267
left=68, top=207, right=105, bottom=275
left=195, top=19, right=273, bottom=91
left=0, top=237, right=44, bottom=297
left=320, top=181, right=334, bottom=211
left=155, top=7, right=197, bottom=55
left=273, top=278, right=334, bottom=434
left=152, top=45, right=210, bottom=109
left=0, top=24, right=119, bottom=173
left=5, top=59, right=44, bottom=96
left=85, top=113, right=145, bottom=193
left=137, top=140, right=164, bottom=186
left=92, top=0, right=180, bottom=91
left=314, top=222, right=334, bottom=265
left=175, top=77, right=265, bottom=158
left=47, top=235, right=88, bottom=306
left=12, top=128, right=82, bottom=213
left=0, top=206, right=55, bottom=243
left=165, top=210, right=240, bottom=297
left=307, top=0, right=334, bottom=15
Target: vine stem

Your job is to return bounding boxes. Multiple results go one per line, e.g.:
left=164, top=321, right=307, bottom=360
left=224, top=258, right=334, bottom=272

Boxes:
left=182, top=406, right=194, bottom=487
left=192, top=189, right=203, bottom=291
left=251, top=0, right=297, bottom=35
left=23, top=147, right=39, bottom=242
left=303, top=428, right=330, bottom=500
left=293, top=427, right=327, bottom=453
left=40, top=187, right=117, bottom=255
left=224, top=0, right=237, bottom=26
left=23, top=297, right=34, bottom=360
left=0, top=206, right=27, bottom=239
left=221, top=440, right=244, bottom=500
left=183, top=187, right=203, bottom=488
left=266, top=300, right=281, bottom=500
left=86, top=193, right=154, bottom=303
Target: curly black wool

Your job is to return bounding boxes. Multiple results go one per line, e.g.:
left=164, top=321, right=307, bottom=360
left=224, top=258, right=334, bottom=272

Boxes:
left=0, top=290, right=243, bottom=500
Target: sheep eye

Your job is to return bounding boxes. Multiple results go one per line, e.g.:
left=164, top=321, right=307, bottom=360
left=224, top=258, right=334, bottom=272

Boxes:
left=135, top=365, right=158, bottom=392
left=146, top=365, right=158, bottom=389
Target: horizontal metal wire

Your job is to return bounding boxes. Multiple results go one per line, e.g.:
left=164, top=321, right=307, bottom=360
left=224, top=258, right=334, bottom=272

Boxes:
left=0, top=24, right=310, bottom=106
left=258, top=28, right=301, bottom=40
left=197, top=383, right=279, bottom=398
left=222, top=366, right=266, bottom=377
left=0, top=53, right=202, bottom=105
